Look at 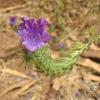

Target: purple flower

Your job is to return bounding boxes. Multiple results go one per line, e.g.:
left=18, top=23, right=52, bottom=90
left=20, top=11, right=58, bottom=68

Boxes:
left=17, top=17, right=50, bottom=52
left=75, top=90, right=80, bottom=97
left=9, top=16, right=16, bottom=25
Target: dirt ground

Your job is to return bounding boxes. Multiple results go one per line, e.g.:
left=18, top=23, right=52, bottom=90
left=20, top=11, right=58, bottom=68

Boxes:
left=0, top=0, right=100, bottom=100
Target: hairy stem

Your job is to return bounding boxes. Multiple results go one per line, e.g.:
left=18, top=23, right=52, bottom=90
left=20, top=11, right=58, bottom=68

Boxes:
left=31, top=42, right=89, bottom=77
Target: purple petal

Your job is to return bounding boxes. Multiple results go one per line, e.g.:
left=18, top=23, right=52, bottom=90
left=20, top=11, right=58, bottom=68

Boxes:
left=22, top=39, right=44, bottom=52
left=22, top=18, right=36, bottom=29
left=17, top=17, right=50, bottom=52
left=37, top=18, right=48, bottom=27
left=9, top=16, right=16, bottom=25
left=42, top=32, right=50, bottom=43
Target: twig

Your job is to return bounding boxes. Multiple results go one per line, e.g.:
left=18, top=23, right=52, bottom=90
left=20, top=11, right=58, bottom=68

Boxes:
left=13, top=78, right=43, bottom=98
left=0, top=2, right=31, bottom=13
left=0, top=59, right=7, bottom=78
left=88, top=74, right=100, bottom=82
left=82, top=49, right=100, bottom=59
left=1, top=68, right=32, bottom=79
left=0, top=13, right=27, bottom=18
left=76, top=58, right=100, bottom=73
left=0, top=80, right=30, bottom=97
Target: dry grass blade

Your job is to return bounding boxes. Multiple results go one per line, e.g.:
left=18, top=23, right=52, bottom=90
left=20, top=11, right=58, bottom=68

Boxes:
left=13, top=78, right=42, bottom=98
left=77, top=58, right=100, bottom=73
left=0, top=80, right=30, bottom=97
left=88, top=74, right=100, bottom=82
left=1, top=68, right=32, bottom=79
left=52, top=75, right=67, bottom=91
left=0, top=59, right=7, bottom=78
left=82, top=49, right=100, bottom=59
left=0, top=59, right=31, bottom=79
left=0, top=13, right=27, bottom=18
left=0, top=2, right=31, bottom=13
left=30, top=95, right=37, bottom=100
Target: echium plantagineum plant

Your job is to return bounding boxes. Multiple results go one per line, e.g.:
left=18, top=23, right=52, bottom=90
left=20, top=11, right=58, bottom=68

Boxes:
left=9, top=16, right=100, bottom=77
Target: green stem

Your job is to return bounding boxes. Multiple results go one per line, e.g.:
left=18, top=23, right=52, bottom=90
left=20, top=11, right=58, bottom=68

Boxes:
left=31, top=42, right=89, bottom=77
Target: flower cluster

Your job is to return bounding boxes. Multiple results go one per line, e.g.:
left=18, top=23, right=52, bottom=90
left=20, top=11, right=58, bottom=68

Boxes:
left=10, top=17, right=50, bottom=52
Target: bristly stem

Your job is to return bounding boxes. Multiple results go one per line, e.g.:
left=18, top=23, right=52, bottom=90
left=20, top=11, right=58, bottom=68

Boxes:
left=28, top=42, right=89, bottom=77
